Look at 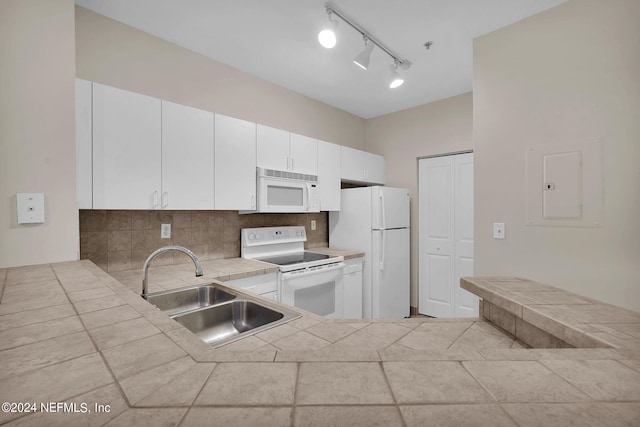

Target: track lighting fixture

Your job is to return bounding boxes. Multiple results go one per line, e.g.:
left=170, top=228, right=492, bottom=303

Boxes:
left=389, top=60, right=404, bottom=89
left=318, top=3, right=412, bottom=88
left=318, top=9, right=338, bottom=48
left=353, top=37, right=374, bottom=70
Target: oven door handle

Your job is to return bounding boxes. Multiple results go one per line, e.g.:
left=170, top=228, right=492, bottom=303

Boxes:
left=280, top=262, right=345, bottom=280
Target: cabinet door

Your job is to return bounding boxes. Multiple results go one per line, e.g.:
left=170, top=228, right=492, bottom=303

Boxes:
left=257, top=124, right=289, bottom=171
left=340, top=146, right=366, bottom=183
left=161, top=101, right=214, bottom=210
left=343, top=258, right=363, bottom=318
left=317, top=140, right=340, bottom=210
left=289, top=133, right=318, bottom=175
left=215, top=114, right=256, bottom=210
left=340, top=147, right=368, bottom=183
left=75, top=79, right=92, bottom=209
left=365, top=152, right=386, bottom=185
left=92, top=83, right=161, bottom=209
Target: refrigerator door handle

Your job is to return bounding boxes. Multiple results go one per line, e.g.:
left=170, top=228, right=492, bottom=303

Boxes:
left=379, top=190, right=387, bottom=230
left=380, top=230, right=385, bottom=270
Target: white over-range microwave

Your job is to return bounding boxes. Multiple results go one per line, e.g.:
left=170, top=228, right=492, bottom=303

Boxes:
left=256, top=167, right=320, bottom=213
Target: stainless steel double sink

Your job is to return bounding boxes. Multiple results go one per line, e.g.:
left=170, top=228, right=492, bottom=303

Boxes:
left=145, top=284, right=300, bottom=347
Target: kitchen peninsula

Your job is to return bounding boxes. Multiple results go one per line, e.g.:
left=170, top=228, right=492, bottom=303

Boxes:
left=1, top=260, right=639, bottom=426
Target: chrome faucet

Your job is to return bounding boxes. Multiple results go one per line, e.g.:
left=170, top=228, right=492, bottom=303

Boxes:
left=141, top=245, right=203, bottom=298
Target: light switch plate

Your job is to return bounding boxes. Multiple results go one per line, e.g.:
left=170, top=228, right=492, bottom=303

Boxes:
left=493, top=223, right=505, bottom=239
left=311, top=220, right=317, bottom=231
left=17, top=193, right=45, bottom=224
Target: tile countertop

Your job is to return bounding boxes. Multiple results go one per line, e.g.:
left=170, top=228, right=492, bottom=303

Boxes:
left=108, top=248, right=364, bottom=295
left=0, top=264, right=638, bottom=427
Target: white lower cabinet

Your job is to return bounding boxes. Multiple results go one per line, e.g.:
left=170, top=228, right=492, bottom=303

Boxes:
left=343, top=258, right=363, bottom=318
left=225, top=272, right=278, bottom=301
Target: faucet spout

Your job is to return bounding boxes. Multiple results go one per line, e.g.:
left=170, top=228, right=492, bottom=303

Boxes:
left=142, top=245, right=203, bottom=298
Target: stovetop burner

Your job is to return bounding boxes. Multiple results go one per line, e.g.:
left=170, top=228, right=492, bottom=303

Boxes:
left=257, top=251, right=330, bottom=267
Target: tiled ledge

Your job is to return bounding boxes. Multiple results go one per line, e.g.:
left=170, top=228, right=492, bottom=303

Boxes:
left=2, top=263, right=640, bottom=426
left=461, top=277, right=640, bottom=350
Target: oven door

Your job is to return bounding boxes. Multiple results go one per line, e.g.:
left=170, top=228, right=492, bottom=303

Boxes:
left=258, top=177, right=310, bottom=213
left=280, top=263, right=345, bottom=318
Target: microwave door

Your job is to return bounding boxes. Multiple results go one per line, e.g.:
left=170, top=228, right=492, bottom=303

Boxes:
left=260, top=179, right=306, bottom=213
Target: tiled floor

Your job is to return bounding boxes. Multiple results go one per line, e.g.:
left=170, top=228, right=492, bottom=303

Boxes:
left=0, top=261, right=639, bottom=426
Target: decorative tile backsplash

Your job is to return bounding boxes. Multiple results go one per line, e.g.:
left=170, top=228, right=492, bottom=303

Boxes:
left=79, top=210, right=328, bottom=272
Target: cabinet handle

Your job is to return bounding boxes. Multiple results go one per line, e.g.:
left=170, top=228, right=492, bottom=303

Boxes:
left=291, top=157, right=294, bottom=170
left=152, top=190, right=159, bottom=209
left=251, top=194, right=256, bottom=209
left=161, top=191, right=168, bottom=209
left=286, top=156, right=290, bottom=170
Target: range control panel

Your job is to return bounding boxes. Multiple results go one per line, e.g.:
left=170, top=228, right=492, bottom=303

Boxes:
left=241, top=226, right=306, bottom=246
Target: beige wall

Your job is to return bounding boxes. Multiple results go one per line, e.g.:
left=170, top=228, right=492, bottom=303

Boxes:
left=365, top=93, right=473, bottom=307
left=0, top=0, right=78, bottom=268
left=75, top=6, right=365, bottom=150
left=474, top=0, right=640, bottom=311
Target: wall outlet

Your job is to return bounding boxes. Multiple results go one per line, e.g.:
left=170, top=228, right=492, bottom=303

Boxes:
left=493, top=223, right=505, bottom=239
left=311, top=220, right=316, bottom=231
left=161, top=223, right=171, bottom=239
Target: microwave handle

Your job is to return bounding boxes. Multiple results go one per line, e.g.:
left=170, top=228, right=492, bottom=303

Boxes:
left=305, top=183, right=310, bottom=210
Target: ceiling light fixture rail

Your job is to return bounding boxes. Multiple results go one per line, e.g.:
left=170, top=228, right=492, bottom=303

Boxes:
left=322, top=2, right=412, bottom=72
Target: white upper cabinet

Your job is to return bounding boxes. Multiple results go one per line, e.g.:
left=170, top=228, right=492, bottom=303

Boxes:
left=214, top=114, right=257, bottom=210
left=161, top=101, right=214, bottom=210
left=365, top=151, right=385, bottom=185
left=317, top=140, right=341, bottom=211
left=75, top=78, right=92, bottom=209
left=289, top=133, right=318, bottom=175
left=257, top=125, right=318, bottom=175
left=340, top=146, right=385, bottom=185
left=82, top=80, right=381, bottom=212
left=257, top=125, right=289, bottom=171
left=92, top=83, right=162, bottom=209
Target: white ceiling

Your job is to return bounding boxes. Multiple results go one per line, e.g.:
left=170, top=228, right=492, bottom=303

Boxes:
left=75, top=0, right=566, bottom=119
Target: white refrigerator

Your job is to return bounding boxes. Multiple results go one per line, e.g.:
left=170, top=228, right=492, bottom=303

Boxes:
left=329, top=186, right=410, bottom=319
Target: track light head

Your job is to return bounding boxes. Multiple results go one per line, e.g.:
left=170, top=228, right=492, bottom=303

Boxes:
left=389, top=61, right=404, bottom=89
left=353, top=37, right=375, bottom=70
left=318, top=10, right=338, bottom=48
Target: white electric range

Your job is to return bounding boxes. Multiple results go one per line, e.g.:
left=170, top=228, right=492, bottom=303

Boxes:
left=241, top=226, right=345, bottom=318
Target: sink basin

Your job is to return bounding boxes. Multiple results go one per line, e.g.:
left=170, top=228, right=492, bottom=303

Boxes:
left=145, top=285, right=236, bottom=316
left=171, top=299, right=300, bottom=347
